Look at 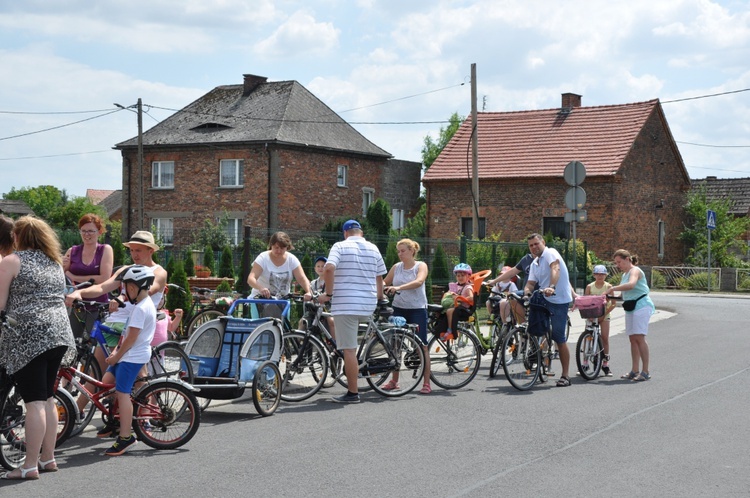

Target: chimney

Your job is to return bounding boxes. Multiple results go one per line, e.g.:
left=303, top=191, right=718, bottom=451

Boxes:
left=561, top=93, right=582, bottom=112
left=243, top=74, right=268, bottom=95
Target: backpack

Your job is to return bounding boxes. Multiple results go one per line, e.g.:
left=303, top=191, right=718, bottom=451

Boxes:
left=527, top=292, right=551, bottom=337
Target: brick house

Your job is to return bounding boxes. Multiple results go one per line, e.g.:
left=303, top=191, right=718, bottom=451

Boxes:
left=86, top=189, right=122, bottom=222
left=422, top=93, right=690, bottom=266
left=692, top=176, right=750, bottom=258
left=115, top=74, right=421, bottom=246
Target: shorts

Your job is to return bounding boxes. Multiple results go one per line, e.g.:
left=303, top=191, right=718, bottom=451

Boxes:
left=102, top=321, right=125, bottom=348
left=13, top=346, right=68, bottom=403
left=107, top=361, right=145, bottom=394
left=547, top=301, right=570, bottom=344
left=333, top=314, right=369, bottom=350
left=625, top=306, right=652, bottom=336
left=392, top=306, right=428, bottom=344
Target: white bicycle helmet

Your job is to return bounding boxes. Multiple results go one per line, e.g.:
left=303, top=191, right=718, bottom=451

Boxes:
left=118, top=265, right=155, bottom=293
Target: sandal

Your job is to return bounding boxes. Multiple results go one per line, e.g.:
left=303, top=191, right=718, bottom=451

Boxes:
left=419, top=384, right=432, bottom=394
left=381, top=380, right=400, bottom=391
left=555, top=376, right=571, bottom=387
left=1, top=466, right=40, bottom=480
left=620, top=370, right=638, bottom=380
left=38, top=458, right=58, bottom=473
left=633, top=372, right=651, bottom=382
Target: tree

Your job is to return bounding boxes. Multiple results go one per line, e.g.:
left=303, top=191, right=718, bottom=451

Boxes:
left=4, top=185, right=67, bottom=221
left=679, top=186, right=750, bottom=267
left=49, top=196, right=105, bottom=230
left=385, top=240, right=398, bottom=269
left=218, top=245, right=235, bottom=279
left=203, top=245, right=216, bottom=275
left=431, top=244, right=450, bottom=286
left=165, top=260, right=191, bottom=314
left=184, top=251, right=195, bottom=277
left=366, top=198, right=391, bottom=252
left=401, top=202, right=426, bottom=240
left=421, top=112, right=465, bottom=171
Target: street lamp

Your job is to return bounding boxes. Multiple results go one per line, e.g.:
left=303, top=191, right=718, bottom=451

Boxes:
left=114, top=99, right=144, bottom=231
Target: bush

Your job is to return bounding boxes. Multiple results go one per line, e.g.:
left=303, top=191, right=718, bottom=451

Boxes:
left=674, top=272, right=718, bottom=290
left=216, top=279, right=233, bottom=293
left=183, top=251, right=195, bottom=277
left=218, top=246, right=234, bottom=279
left=650, top=271, right=666, bottom=289
left=385, top=240, right=398, bottom=269
left=203, top=245, right=215, bottom=275
left=431, top=244, right=450, bottom=286
left=166, top=261, right=191, bottom=313
left=738, top=273, right=750, bottom=291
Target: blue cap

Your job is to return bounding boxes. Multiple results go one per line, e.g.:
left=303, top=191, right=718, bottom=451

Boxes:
left=593, top=265, right=608, bottom=274
left=342, top=219, right=361, bottom=231
left=314, top=256, right=327, bottom=264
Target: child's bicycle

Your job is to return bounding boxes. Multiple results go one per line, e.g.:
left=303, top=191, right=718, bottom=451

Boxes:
left=0, top=312, right=79, bottom=470
left=574, top=294, right=618, bottom=380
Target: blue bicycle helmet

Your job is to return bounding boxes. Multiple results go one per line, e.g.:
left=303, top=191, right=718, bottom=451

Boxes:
left=453, top=263, right=472, bottom=275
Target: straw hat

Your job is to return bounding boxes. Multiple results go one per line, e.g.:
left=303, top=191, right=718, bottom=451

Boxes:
left=123, top=230, right=160, bottom=251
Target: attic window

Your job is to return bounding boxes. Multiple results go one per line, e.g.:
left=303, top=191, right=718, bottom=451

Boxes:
left=191, top=123, right=232, bottom=132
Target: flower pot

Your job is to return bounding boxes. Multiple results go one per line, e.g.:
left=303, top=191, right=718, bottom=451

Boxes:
left=195, top=270, right=211, bottom=278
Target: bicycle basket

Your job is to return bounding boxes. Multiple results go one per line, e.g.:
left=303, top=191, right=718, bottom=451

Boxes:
left=575, top=295, right=607, bottom=319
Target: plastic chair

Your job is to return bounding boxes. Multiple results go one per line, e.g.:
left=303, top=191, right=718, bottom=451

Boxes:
left=455, top=269, right=491, bottom=308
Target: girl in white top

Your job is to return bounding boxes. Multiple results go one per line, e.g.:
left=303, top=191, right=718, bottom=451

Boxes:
left=247, top=232, right=311, bottom=298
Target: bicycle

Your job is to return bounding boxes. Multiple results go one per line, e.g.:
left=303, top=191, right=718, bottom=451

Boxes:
left=66, top=300, right=195, bottom=437
left=0, top=312, right=78, bottom=470
left=500, top=290, right=565, bottom=391
left=169, top=284, right=230, bottom=340
left=574, top=294, right=618, bottom=380
left=54, top=357, right=201, bottom=450
left=425, top=304, right=482, bottom=390
left=488, top=289, right=521, bottom=378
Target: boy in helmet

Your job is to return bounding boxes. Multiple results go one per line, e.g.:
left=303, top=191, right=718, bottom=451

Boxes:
left=99, top=265, right=156, bottom=456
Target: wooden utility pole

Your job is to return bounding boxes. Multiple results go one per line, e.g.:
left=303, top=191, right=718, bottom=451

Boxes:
left=471, top=63, right=479, bottom=239
left=137, top=98, right=144, bottom=231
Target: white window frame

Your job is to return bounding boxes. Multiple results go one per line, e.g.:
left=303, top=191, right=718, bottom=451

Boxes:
left=225, top=218, right=242, bottom=246
left=220, top=159, right=244, bottom=187
left=392, top=209, right=405, bottom=230
left=152, top=218, right=174, bottom=245
left=152, top=161, right=174, bottom=189
left=362, top=188, right=374, bottom=216
left=337, top=165, right=348, bottom=187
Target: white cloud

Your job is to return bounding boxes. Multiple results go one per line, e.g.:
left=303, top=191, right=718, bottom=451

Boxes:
left=254, top=10, right=340, bottom=58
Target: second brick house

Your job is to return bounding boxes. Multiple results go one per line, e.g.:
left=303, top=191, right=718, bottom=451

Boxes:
left=115, top=74, right=421, bottom=246
left=422, top=93, right=690, bottom=266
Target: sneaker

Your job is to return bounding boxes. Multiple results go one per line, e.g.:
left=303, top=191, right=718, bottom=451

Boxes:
left=104, top=435, right=137, bottom=456
left=96, top=423, right=118, bottom=439
left=602, top=365, right=613, bottom=377
left=331, top=392, right=361, bottom=404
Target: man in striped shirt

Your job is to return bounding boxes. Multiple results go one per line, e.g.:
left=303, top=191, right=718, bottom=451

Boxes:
left=319, top=219, right=386, bottom=403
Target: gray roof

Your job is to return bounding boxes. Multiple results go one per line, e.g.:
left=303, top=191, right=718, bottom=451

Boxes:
left=116, top=79, right=391, bottom=158
left=0, top=199, right=34, bottom=216
left=692, top=177, right=750, bottom=215
left=98, top=190, right=122, bottom=218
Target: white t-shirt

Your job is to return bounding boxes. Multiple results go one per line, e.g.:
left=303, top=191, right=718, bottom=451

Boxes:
left=119, top=296, right=156, bottom=364
left=250, top=251, right=301, bottom=298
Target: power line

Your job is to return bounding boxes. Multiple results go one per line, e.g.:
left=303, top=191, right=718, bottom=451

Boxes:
left=0, top=108, right=116, bottom=115
left=661, top=87, right=750, bottom=103
left=0, top=150, right=112, bottom=161
left=676, top=140, right=750, bottom=148
left=0, top=108, right=123, bottom=141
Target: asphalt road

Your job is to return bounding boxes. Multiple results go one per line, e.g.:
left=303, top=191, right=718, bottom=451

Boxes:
left=3, top=291, right=750, bottom=497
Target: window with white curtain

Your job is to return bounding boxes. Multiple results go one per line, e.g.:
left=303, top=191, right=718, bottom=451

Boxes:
left=152, top=218, right=174, bottom=245
left=362, top=188, right=374, bottom=216
left=337, top=165, right=348, bottom=187
left=220, top=159, right=244, bottom=187
left=392, top=209, right=405, bottom=230
left=225, top=218, right=242, bottom=245
left=152, top=161, right=174, bottom=188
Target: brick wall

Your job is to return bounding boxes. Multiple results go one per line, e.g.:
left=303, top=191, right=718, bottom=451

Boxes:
left=425, top=111, right=689, bottom=266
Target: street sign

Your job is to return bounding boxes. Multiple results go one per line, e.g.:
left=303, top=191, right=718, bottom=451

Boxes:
left=563, top=161, right=586, bottom=186
left=565, top=186, right=586, bottom=210
left=707, top=209, right=716, bottom=230
left=564, top=210, right=587, bottom=222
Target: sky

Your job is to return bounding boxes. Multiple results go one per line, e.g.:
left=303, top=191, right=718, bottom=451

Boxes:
left=1, top=0, right=749, bottom=199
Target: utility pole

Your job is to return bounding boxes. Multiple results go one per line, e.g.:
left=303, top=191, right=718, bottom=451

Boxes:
left=137, top=98, right=144, bottom=231
left=470, top=63, right=479, bottom=240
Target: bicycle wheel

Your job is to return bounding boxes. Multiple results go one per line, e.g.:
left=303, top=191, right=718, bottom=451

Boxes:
left=186, top=308, right=224, bottom=337
left=537, top=335, right=552, bottom=384
left=322, top=352, right=340, bottom=389
left=502, top=327, right=541, bottom=391
left=576, top=329, right=603, bottom=380
left=336, top=324, right=375, bottom=392
left=366, top=329, right=424, bottom=397
left=0, top=386, right=75, bottom=470
left=69, top=352, right=102, bottom=437
left=279, top=332, right=328, bottom=402
left=489, top=323, right=511, bottom=378
left=253, top=361, right=281, bottom=416
left=150, top=341, right=195, bottom=383
left=132, top=381, right=201, bottom=450
left=428, top=326, right=481, bottom=390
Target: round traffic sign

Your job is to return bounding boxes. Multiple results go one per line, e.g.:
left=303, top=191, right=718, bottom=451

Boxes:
left=564, top=161, right=586, bottom=186
left=565, top=186, right=586, bottom=210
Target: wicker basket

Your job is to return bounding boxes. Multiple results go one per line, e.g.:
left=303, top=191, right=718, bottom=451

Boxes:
left=575, top=295, right=607, bottom=319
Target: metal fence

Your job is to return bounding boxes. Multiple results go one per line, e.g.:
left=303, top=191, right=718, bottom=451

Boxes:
left=651, top=266, right=722, bottom=291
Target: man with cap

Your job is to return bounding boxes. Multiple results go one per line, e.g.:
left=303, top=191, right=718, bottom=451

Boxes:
left=584, top=264, right=616, bottom=376
left=318, top=220, right=386, bottom=403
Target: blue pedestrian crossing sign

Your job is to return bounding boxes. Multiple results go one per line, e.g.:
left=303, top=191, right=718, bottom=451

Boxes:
left=707, top=209, right=717, bottom=230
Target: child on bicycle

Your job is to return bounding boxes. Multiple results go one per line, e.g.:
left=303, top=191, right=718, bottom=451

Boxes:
left=99, top=265, right=157, bottom=456
left=438, top=263, right=474, bottom=341
left=485, top=266, right=518, bottom=324
left=584, top=265, right=616, bottom=376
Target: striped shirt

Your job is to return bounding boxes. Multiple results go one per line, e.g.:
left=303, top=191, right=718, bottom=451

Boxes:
left=327, top=236, right=386, bottom=315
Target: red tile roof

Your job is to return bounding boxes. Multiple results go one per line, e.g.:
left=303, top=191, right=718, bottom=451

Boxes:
left=86, top=189, right=117, bottom=205
left=423, top=99, right=659, bottom=182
